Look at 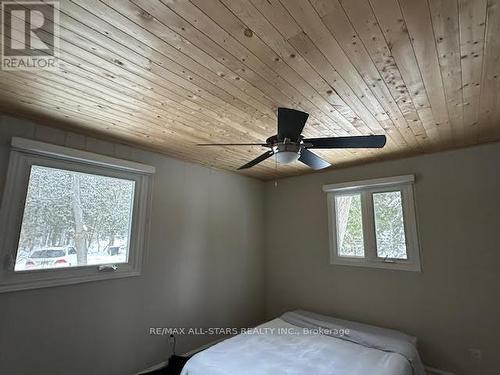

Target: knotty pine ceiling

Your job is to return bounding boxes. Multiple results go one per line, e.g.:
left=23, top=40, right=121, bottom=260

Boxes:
left=0, top=0, right=499, bottom=179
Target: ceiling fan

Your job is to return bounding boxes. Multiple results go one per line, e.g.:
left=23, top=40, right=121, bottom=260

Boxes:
left=198, top=108, right=387, bottom=170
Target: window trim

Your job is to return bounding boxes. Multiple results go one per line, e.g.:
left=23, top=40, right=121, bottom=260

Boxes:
left=0, top=137, right=155, bottom=293
left=324, top=175, right=421, bottom=272
left=11, top=137, right=155, bottom=174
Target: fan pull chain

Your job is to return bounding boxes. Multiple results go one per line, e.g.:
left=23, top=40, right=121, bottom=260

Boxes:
left=274, top=153, right=278, bottom=188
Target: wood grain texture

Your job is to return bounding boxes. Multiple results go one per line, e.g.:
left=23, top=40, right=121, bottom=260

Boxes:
left=0, top=0, right=498, bottom=179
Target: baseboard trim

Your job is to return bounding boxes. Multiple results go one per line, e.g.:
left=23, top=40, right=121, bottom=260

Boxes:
left=425, top=365, right=456, bottom=375
left=135, top=338, right=227, bottom=374
left=136, top=361, right=168, bottom=375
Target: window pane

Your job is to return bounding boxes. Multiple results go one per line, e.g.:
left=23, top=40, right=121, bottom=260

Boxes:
left=335, top=194, right=364, bottom=257
left=14, top=165, right=135, bottom=271
left=373, top=191, right=407, bottom=259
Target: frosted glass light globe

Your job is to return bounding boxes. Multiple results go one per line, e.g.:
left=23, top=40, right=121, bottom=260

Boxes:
left=275, top=151, right=299, bottom=164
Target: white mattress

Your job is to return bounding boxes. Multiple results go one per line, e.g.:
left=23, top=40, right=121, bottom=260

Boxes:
left=181, top=311, right=424, bottom=375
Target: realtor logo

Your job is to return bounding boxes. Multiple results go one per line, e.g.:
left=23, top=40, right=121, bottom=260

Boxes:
left=1, top=1, right=59, bottom=70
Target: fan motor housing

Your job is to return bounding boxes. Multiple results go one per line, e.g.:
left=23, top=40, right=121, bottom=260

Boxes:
left=272, top=142, right=301, bottom=154
left=266, top=134, right=302, bottom=145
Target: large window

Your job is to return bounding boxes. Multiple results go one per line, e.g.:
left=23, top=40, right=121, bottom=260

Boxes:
left=324, top=175, right=421, bottom=271
left=0, top=137, right=155, bottom=292
left=15, top=166, right=135, bottom=271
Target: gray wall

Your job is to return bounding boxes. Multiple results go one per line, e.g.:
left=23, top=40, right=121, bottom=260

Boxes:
left=0, top=115, right=266, bottom=375
left=2, top=113, right=499, bottom=375
left=264, top=143, right=500, bottom=375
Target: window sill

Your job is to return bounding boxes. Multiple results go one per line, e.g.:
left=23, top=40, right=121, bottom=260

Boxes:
left=0, top=268, right=141, bottom=293
left=331, top=257, right=421, bottom=272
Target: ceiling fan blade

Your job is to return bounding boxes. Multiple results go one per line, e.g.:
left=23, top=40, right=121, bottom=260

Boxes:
left=304, top=135, right=387, bottom=149
left=197, top=143, right=269, bottom=146
left=278, top=107, right=309, bottom=141
left=298, top=149, right=331, bottom=170
left=237, top=150, right=275, bottom=170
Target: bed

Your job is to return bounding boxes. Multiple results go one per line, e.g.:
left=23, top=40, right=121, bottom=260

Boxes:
left=180, top=310, right=425, bottom=375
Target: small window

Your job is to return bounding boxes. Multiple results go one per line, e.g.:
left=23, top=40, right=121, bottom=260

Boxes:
left=324, top=175, right=421, bottom=271
left=0, top=137, right=155, bottom=292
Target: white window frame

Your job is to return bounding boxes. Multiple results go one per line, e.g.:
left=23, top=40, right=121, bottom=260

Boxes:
left=323, top=175, right=421, bottom=272
left=0, top=137, right=155, bottom=293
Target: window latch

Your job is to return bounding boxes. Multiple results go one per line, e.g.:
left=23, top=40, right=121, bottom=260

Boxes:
left=98, top=264, right=118, bottom=272
left=382, top=256, right=395, bottom=263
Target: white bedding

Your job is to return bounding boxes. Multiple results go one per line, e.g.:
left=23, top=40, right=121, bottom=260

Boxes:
left=180, top=311, right=424, bottom=375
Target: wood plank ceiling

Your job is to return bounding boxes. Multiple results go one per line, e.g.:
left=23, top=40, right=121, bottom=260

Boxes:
left=0, top=0, right=499, bottom=179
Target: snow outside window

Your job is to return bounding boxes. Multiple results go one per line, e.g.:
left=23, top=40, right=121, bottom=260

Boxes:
left=15, top=166, right=135, bottom=272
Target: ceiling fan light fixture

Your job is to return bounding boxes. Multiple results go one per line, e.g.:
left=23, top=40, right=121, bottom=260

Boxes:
left=274, top=143, right=301, bottom=164
left=275, top=150, right=300, bottom=164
